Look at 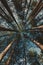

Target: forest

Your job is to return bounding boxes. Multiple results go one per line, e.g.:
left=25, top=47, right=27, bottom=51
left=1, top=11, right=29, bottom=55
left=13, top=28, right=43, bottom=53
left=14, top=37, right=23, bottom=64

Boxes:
left=0, top=0, right=43, bottom=65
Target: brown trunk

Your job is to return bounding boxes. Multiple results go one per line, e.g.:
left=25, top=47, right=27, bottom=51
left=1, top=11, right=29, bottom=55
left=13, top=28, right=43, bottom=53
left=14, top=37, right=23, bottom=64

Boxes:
left=0, top=7, right=13, bottom=22
left=30, top=0, right=42, bottom=16
left=0, top=38, right=16, bottom=61
left=33, top=40, right=43, bottom=50
left=0, top=13, right=18, bottom=30
left=0, top=0, right=21, bottom=30
left=32, top=25, right=43, bottom=29
left=12, top=0, right=22, bottom=11
left=32, top=3, right=43, bottom=19
left=0, top=13, right=11, bottom=22
left=0, top=0, right=14, bottom=20
left=0, top=26, right=18, bottom=32
left=29, top=0, right=42, bottom=22
left=5, top=50, right=14, bottom=65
